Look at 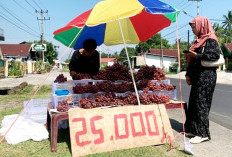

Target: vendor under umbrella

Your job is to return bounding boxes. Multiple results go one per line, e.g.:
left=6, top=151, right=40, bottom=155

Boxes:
left=69, top=38, right=100, bottom=79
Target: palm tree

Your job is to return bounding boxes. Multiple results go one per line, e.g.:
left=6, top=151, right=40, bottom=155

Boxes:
left=213, top=23, right=225, bottom=44
left=222, top=11, right=232, bottom=42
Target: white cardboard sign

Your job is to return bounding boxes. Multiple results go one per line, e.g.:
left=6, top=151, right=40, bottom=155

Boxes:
left=69, top=104, right=174, bottom=156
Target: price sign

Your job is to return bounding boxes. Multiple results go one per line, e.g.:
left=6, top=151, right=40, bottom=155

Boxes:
left=69, top=104, right=174, bottom=156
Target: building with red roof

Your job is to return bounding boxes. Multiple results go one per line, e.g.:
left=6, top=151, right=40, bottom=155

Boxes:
left=100, top=58, right=117, bottom=63
left=139, top=49, right=178, bottom=72
left=100, top=58, right=117, bottom=66
left=222, top=43, right=232, bottom=57
left=0, top=44, right=34, bottom=61
left=222, top=43, right=232, bottom=70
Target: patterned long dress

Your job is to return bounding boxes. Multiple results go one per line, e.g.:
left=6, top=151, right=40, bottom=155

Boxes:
left=185, top=38, right=220, bottom=139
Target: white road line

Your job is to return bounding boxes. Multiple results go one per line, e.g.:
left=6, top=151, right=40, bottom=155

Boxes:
left=215, top=88, right=232, bottom=92
left=211, top=111, right=232, bottom=120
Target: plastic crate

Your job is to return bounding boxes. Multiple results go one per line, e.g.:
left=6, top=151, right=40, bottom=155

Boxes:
left=51, top=94, right=83, bottom=109
left=22, top=99, right=50, bottom=124
left=52, top=81, right=74, bottom=94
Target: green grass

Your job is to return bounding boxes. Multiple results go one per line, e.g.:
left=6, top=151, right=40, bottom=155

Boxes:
left=0, top=85, right=51, bottom=105
left=0, top=126, right=190, bottom=157
left=0, top=85, right=191, bottom=157
left=166, top=72, right=178, bottom=75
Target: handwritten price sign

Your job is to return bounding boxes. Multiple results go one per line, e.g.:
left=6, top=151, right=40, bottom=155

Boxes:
left=69, top=104, right=174, bottom=156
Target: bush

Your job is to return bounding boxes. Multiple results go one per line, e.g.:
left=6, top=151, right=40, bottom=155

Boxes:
left=227, top=62, right=232, bottom=70
left=8, top=60, right=22, bottom=76
left=34, top=61, right=53, bottom=73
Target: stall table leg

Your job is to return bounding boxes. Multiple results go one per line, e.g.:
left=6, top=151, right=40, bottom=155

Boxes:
left=50, top=112, right=68, bottom=152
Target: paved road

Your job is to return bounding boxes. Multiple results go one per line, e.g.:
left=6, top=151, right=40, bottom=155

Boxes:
left=169, top=78, right=232, bottom=130
left=1, top=70, right=231, bottom=130
left=0, top=70, right=72, bottom=90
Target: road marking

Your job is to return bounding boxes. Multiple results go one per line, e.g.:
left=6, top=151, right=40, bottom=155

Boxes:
left=211, top=112, right=232, bottom=120
left=215, top=88, right=232, bottom=92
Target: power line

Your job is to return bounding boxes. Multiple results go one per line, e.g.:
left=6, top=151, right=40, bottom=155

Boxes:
left=163, top=23, right=189, bottom=38
left=0, top=3, right=39, bottom=34
left=0, top=14, right=39, bottom=38
left=210, top=19, right=224, bottom=22
left=12, top=0, right=36, bottom=17
left=179, top=3, right=193, bottom=12
left=32, top=0, right=42, bottom=10
left=166, top=32, right=195, bottom=41
left=24, top=0, right=36, bottom=10
left=175, top=0, right=187, bottom=8
left=38, top=0, right=48, bottom=10
left=178, top=1, right=190, bottom=10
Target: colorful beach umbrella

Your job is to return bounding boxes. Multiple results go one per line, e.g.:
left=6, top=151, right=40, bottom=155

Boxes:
left=53, top=0, right=179, bottom=105
left=53, top=0, right=179, bottom=49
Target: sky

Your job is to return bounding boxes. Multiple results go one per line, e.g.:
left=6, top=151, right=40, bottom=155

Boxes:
left=0, top=0, right=232, bottom=61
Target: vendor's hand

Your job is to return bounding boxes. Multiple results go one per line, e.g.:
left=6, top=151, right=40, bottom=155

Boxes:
left=70, top=71, right=76, bottom=77
left=185, top=76, right=192, bottom=86
left=184, top=50, right=197, bottom=58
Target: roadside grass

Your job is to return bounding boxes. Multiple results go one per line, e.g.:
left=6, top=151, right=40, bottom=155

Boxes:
left=0, top=85, right=51, bottom=105
left=0, top=85, right=191, bottom=157
left=166, top=72, right=178, bottom=75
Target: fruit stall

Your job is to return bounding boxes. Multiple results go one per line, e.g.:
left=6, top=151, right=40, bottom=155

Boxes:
left=48, top=64, right=184, bottom=154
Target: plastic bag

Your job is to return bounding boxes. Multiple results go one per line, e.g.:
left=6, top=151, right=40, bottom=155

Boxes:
left=0, top=114, right=48, bottom=144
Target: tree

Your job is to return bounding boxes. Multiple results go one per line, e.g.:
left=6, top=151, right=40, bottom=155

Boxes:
left=135, top=42, right=150, bottom=53
left=135, top=33, right=171, bottom=53
left=43, top=41, right=58, bottom=65
left=100, top=52, right=109, bottom=58
left=222, top=11, right=232, bottom=42
left=172, top=40, right=188, bottom=71
left=213, top=23, right=225, bottom=44
left=100, top=52, right=120, bottom=59
left=120, top=47, right=137, bottom=58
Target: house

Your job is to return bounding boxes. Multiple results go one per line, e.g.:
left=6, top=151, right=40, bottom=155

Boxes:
left=221, top=43, right=232, bottom=70
left=139, top=49, right=178, bottom=72
left=0, top=44, right=34, bottom=62
left=100, top=58, right=117, bottom=66
left=222, top=43, right=232, bottom=57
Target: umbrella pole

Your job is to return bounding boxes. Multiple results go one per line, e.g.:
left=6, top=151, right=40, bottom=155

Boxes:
left=118, top=19, right=141, bottom=106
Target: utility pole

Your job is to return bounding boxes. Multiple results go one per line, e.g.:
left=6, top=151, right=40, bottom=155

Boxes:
left=188, top=30, right=190, bottom=50
left=36, top=10, right=50, bottom=62
left=188, top=0, right=202, bottom=16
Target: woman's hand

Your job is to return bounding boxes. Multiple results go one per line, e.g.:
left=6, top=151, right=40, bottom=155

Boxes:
left=184, top=50, right=197, bottom=58
left=186, top=76, right=192, bottom=86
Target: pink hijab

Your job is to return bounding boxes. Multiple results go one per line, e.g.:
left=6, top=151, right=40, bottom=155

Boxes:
left=189, top=16, right=218, bottom=51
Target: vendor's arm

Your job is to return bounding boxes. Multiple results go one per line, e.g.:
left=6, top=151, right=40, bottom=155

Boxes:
left=91, top=51, right=100, bottom=76
left=69, top=51, right=80, bottom=77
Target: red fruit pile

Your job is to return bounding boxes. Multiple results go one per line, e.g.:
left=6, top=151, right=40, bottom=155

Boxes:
left=57, top=100, right=69, bottom=112
left=54, top=74, right=67, bottom=83
left=134, top=65, right=166, bottom=81
left=79, top=93, right=170, bottom=109
left=73, top=73, right=91, bottom=80
left=93, top=63, right=131, bottom=81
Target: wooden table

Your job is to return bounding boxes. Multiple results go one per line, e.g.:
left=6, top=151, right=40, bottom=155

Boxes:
left=47, top=101, right=187, bottom=152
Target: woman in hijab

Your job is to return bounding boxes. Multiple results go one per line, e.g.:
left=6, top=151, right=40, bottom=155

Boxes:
left=184, top=16, right=220, bottom=144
